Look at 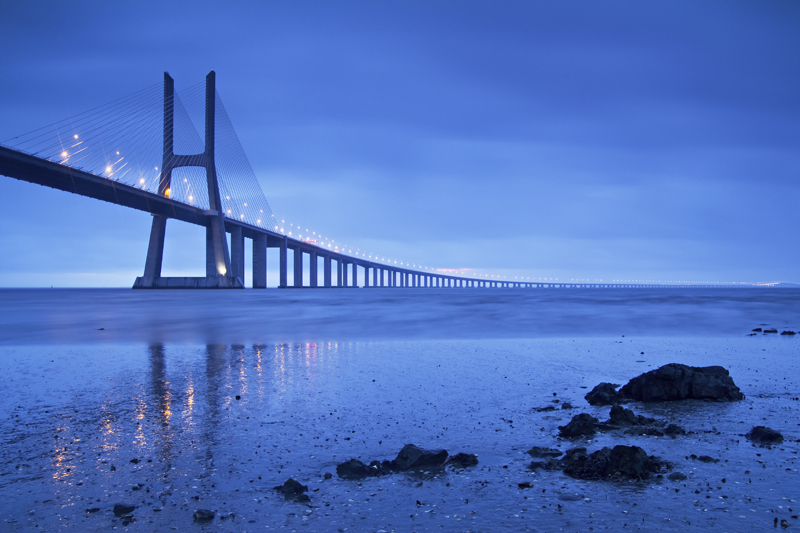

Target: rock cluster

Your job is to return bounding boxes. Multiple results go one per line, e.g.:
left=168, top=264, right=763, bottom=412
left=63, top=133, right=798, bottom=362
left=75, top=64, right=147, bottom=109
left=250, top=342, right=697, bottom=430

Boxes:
left=585, top=363, right=744, bottom=405
left=745, top=426, right=784, bottom=446
left=529, top=445, right=668, bottom=481
left=336, top=444, right=478, bottom=481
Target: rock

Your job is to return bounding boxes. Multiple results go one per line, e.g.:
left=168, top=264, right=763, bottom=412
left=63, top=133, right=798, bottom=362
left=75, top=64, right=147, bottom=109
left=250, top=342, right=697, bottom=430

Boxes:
left=562, top=445, right=664, bottom=481
left=193, top=509, right=215, bottom=522
left=780, top=330, right=796, bottom=335
left=561, top=402, right=574, bottom=410
left=518, top=481, right=534, bottom=489
left=393, top=444, right=448, bottom=470
left=112, top=503, right=136, bottom=517
left=764, top=328, right=778, bottom=333
left=607, top=405, right=654, bottom=426
left=336, top=459, right=372, bottom=480
left=526, top=446, right=562, bottom=459
left=745, top=426, right=784, bottom=445
left=448, top=453, right=479, bottom=468
left=585, top=382, right=621, bottom=406
left=323, top=472, right=332, bottom=480
left=781, top=519, right=790, bottom=528
left=527, top=459, right=562, bottom=472
left=668, top=472, right=687, bottom=481
left=274, top=478, right=310, bottom=502
left=690, top=454, right=719, bottom=463
left=558, top=413, right=598, bottom=439
left=624, top=426, right=665, bottom=437
left=618, top=363, right=745, bottom=402
left=534, top=405, right=557, bottom=412
left=752, top=328, right=762, bottom=332
left=665, top=424, right=687, bottom=436
left=85, top=508, right=100, bottom=513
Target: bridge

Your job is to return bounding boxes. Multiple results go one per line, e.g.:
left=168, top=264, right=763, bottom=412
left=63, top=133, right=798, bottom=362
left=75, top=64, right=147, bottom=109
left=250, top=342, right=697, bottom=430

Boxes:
left=0, top=72, right=749, bottom=290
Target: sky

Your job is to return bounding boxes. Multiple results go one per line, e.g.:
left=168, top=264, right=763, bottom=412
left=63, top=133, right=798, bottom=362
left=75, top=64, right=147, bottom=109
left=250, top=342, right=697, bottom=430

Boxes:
left=0, top=0, right=798, bottom=286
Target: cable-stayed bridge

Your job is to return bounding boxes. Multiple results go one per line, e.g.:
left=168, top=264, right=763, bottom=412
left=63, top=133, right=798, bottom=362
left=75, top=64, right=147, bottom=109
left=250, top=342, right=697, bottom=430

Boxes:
left=0, top=72, right=749, bottom=289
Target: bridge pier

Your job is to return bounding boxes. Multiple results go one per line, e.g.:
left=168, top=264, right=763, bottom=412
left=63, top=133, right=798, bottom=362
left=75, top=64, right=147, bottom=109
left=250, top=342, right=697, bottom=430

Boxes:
left=253, top=234, right=267, bottom=288
left=324, top=255, right=332, bottom=287
left=310, top=251, right=318, bottom=288
left=231, top=226, right=244, bottom=280
left=293, top=248, right=303, bottom=288
left=279, top=236, right=288, bottom=288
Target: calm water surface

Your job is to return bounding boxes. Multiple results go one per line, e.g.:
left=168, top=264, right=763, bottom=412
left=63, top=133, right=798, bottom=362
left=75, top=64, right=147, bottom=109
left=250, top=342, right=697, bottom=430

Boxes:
left=0, top=288, right=798, bottom=532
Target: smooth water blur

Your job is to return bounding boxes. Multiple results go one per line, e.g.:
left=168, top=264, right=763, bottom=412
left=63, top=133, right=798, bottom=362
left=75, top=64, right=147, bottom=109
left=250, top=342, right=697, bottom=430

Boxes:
left=0, top=288, right=798, bottom=345
left=0, top=288, right=799, bottom=532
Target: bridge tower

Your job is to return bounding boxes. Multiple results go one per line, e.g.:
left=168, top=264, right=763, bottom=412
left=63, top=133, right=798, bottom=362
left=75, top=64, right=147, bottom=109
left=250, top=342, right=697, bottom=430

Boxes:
left=134, top=71, right=243, bottom=288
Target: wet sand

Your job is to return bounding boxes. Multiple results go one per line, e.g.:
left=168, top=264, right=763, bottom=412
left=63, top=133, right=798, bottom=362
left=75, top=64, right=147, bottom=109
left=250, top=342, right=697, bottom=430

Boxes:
left=0, top=289, right=798, bottom=531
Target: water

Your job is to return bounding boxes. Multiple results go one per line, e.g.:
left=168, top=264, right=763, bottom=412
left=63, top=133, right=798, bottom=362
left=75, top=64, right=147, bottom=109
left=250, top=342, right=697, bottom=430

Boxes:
left=1, top=288, right=799, bottom=532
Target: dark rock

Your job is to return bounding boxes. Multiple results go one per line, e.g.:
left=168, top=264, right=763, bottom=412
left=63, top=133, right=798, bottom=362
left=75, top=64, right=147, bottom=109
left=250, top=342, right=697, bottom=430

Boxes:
left=752, top=328, right=762, bottom=332
left=624, top=426, right=665, bottom=437
left=368, top=459, right=395, bottom=476
left=527, top=459, right=562, bottom=472
left=558, top=413, right=598, bottom=439
left=336, top=459, right=372, bottom=480
left=274, top=478, right=310, bottom=502
left=323, top=472, right=332, bottom=480
left=393, top=444, right=448, bottom=470
left=448, top=453, right=479, bottom=468
left=665, top=424, right=687, bottom=436
left=780, top=330, right=796, bottom=335
left=561, top=402, right=574, bottom=410
left=85, top=508, right=100, bottom=513
left=764, top=328, right=778, bottom=333
left=193, top=509, right=215, bottom=522
left=534, top=405, right=557, bottom=412
left=129, top=458, right=139, bottom=464
left=562, top=445, right=664, bottom=481
left=607, top=405, right=655, bottom=426
left=618, top=363, right=745, bottom=402
left=585, top=382, right=621, bottom=406
left=235, top=395, right=241, bottom=400
left=518, top=481, right=534, bottom=489
left=526, top=446, right=562, bottom=459
left=745, top=426, right=784, bottom=445
left=112, top=503, right=136, bottom=517
left=690, top=454, right=719, bottom=463
left=668, top=472, right=687, bottom=481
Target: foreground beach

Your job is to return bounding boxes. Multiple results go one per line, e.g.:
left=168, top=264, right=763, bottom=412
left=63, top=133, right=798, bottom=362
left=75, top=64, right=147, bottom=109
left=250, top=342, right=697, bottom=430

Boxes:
left=1, top=288, right=798, bottom=531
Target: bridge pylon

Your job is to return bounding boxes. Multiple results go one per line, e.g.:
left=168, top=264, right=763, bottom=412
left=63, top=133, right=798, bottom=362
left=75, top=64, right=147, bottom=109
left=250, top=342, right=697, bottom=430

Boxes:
left=134, top=71, right=243, bottom=289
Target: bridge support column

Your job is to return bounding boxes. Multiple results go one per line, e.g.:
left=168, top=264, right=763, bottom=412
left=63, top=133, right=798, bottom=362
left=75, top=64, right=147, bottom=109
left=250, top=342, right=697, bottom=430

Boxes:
left=142, top=214, right=167, bottom=284
left=373, top=266, right=378, bottom=287
left=364, top=266, right=369, bottom=287
left=352, top=263, right=358, bottom=287
left=252, top=234, right=267, bottom=288
left=231, top=226, right=244, bottom=281
left=310, top=251, right=318, bottom=288
left=337, top=260, right=343, bottom=287
left=293, top=248, right=303, bottom=287
left=324, top=255, right=332, bottom=287
left=279, top=237, right=288, bottom=288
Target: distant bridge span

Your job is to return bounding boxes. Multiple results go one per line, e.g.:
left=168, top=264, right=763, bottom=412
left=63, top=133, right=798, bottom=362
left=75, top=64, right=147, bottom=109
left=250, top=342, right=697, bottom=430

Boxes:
left=0, top=73, right=752, bottom=290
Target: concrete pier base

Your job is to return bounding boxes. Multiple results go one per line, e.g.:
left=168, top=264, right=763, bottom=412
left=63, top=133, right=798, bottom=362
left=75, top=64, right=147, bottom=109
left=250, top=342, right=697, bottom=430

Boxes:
left=133, top=276, right=244, bottom=289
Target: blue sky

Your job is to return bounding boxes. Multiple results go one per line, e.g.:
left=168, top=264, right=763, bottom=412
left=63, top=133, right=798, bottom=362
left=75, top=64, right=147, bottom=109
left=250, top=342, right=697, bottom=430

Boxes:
left=1, top=1, right=798, bottom=286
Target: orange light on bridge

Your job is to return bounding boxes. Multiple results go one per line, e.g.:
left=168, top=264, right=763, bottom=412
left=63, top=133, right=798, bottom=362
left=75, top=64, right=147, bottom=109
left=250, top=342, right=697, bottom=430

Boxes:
left=164, top=188, right=171, bottom=198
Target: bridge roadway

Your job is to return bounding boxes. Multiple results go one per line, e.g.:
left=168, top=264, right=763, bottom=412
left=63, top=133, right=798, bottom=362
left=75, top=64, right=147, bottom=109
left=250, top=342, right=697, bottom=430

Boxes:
left=0, top=145, right=746, bottom=289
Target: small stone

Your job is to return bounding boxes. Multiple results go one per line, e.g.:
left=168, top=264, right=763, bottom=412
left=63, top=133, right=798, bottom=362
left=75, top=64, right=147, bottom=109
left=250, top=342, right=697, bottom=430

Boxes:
left=324, top=472, right=332, bottom=480
left=193, top=509, right=215, bottom=522
left=745, top=426, right=784, bottom=445
left=561, top=402, right=574, bottom=410
left=558, top=413, right=598, bottom=439
left=584, top=383, right=620, bottom=406
left=85, top=508, right=100, bottom=513
left=235, top=395, right=241, bottom=400
left=518, top=482, right=534, bottom=489
left=526, top=446, right=562, bottom=459
left=668, top=472, right=687, bottom=481
left=112, top=503, right=136, bottom=517
left=448, top=453, right=479, bottom=468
